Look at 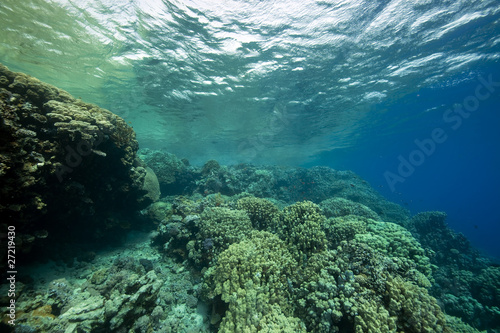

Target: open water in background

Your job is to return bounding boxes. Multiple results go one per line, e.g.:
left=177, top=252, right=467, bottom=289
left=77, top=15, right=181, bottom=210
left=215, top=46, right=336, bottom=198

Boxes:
left=1, top=0, right=499, bottom=258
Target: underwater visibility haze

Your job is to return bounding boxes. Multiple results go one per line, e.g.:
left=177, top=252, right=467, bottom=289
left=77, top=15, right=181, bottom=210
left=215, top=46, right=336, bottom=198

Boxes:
left=1, top=0, right=500, bottom=332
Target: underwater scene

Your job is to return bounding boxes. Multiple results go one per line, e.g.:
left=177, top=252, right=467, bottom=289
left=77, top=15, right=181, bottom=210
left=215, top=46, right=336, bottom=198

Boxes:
left=1, top=0, right=500, bottom=332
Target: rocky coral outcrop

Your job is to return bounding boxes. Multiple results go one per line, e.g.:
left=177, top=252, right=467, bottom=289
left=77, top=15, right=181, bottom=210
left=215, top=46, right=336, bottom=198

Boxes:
left=138, top=148, right=194, bottom=194
left=0, top=63, right=155, bottom=261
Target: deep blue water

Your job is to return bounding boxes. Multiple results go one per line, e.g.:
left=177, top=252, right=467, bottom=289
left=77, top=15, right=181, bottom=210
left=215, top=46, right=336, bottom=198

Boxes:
left=311, top=66, right=500, bottom=259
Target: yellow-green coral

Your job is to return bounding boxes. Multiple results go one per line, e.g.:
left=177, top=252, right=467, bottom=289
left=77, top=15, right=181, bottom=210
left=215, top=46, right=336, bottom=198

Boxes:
left=205, top=231, right=305, bottom=332
left=194, top=207, right=253, bottom=264
left=236, top=196, right=280, bottom=231
left=385, top=276, right=450, bottom=333
left=277, top=201, right=327, bottom=260
left=199, top=207, right=252, bottom=247
left=293, top=240, right=451, bottom=333
left=355, top=219, right=433, bottom=282
left=353, top=297, right=397, bottom=333
left=324, top=215, right=368, bottom=245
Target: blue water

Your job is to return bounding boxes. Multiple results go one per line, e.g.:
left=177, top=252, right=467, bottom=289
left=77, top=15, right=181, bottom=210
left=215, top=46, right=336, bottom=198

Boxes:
left=1, top=0, right=499, bottom=260
left=311, top=69, right=500, bottom=259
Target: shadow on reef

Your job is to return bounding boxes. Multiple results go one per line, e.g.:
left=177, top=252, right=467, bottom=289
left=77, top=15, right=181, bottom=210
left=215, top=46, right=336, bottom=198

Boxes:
left=0, top=65, right=498, bottom=332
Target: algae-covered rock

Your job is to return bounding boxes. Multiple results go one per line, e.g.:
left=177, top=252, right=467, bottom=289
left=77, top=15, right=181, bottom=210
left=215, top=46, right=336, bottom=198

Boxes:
left=0, top=63, right=152, bottom=258
left=201, top=159, right=221, bottom=176
left=145, top=201, right=173, bottom=224
left=57, top=295, right=106, bottom=331
left=139, top=148, right=187, bottom=185
left=142, top=166, right=161, bottom=202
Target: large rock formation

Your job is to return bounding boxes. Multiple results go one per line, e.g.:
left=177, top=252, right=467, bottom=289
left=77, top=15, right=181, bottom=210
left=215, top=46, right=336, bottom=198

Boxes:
left=0, top=63, right=156, bottom=259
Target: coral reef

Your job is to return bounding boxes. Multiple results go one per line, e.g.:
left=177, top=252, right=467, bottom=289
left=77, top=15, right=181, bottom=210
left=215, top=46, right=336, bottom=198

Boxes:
left=138, top=148, right=193, bottom=194
left=192, top=207, right=253, bottom=266
left=1, top=233, right=210, bottom=333
left=324, top=215, right=369, bottom=245
left=145, top=192, right=450, bottom=331
left=201, top=159, right=221, bottom=176
left=11, top=256, right=163, bottom=332
left=445, top=315, right=486, bottom=333
left=236, top=196, right=280, bottom=231
left=406, top=211, right=500, bottom=331
left=355, top=219, right=433, bottom=281
left=142, top=154, right=499, bottom=332
left=293, top=239, right=448, bottom=333
left=138, top=154, right=410, bottom=224
left=2, top=142, right=499, bottom=332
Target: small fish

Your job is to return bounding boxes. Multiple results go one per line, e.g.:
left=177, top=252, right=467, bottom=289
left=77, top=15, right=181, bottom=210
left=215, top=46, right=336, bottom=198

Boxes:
left=92, top=149, right=107, bottom=157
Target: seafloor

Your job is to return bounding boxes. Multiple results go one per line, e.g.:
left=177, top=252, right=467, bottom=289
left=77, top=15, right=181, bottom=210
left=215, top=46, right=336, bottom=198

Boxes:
left=0, top=63, right=499, bottom=333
